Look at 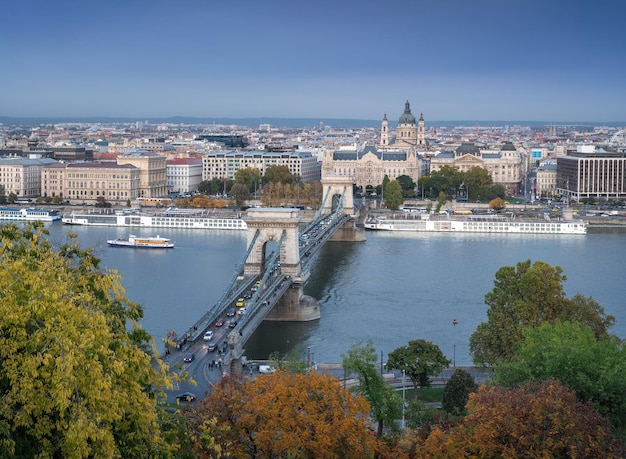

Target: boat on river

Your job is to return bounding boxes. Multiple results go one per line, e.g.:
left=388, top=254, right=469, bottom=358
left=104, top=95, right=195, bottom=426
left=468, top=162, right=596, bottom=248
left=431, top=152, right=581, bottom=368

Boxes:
left=0, top=207, right=61, bottom=222
left=107, top=235, right=175, bottom=248
left=364, top=213, right=587, bottom=235
left=62, top=207, right=247, bottom=230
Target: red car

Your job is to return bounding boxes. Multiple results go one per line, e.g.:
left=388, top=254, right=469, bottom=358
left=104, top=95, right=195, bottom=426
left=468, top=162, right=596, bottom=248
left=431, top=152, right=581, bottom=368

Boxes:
left=215, top=318, right=224, bottom=327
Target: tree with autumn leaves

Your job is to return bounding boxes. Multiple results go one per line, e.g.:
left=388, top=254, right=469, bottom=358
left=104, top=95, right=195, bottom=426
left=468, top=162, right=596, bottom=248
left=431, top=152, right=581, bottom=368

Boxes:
left=414, top=380, right=624, bottom=458
left=0, top=223, right=176, bottom=458
left=186, top=371, right=377, bottom=458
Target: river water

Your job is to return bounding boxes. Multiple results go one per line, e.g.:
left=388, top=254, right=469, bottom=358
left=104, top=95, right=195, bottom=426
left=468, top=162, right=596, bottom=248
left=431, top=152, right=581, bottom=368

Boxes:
left=42, top=223, right=626, bottom=367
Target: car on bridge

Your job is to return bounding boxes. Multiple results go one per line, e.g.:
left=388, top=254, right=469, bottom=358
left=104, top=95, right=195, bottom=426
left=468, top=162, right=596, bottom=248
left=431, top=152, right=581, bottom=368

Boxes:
left=206, top=343, right=217, bottom=352
left=215, top=318, right=224, bottom=327
left=236, top=298, right=245, bottom=307
left=175, top=392, right=196, bottom=403
left=227, top=307, right=236, bottom=317
left=228, top=320, right=238, bottom=328
left=183, top=352, right=195, bottom=363
left=203, top=331, right=214, bottom=341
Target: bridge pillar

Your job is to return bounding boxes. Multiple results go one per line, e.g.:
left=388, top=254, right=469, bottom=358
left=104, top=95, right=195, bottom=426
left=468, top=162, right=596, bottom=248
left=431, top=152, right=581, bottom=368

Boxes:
left=264, top=283, right=320, bottom=321
left=244, top=208, right=302, bottom=278
left=322, top=175, right=355, bottom=217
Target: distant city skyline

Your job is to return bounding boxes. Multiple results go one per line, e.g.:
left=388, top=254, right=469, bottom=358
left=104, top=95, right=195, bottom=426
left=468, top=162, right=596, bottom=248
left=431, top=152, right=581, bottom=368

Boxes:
left=2, top=1, right=625, bottom=122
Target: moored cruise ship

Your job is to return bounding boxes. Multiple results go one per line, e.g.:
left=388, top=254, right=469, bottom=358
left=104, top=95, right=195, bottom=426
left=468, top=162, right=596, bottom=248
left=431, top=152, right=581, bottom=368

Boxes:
left=364, top=213, right=587, bottom=235
left=0, top=207, right=61, bottom=222
left=62, top=207, right=247, bottom=230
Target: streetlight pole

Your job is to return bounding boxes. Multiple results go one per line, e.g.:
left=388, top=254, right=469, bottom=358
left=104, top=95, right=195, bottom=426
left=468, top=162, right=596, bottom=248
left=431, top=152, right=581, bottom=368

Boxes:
left=402, top=369, right=406, bottom=430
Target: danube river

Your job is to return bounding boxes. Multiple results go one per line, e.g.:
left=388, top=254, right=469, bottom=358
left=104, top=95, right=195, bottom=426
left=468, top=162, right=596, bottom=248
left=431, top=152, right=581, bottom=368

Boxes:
left=42, top=222, right=626, bottom=367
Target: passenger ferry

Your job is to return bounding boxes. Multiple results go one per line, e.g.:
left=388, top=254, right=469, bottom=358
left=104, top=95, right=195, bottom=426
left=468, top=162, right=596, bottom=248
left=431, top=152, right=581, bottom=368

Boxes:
left=0, top=207, right=61, bottom=222
left=364, top=213, right=587, bottom=235
left=62, top=207, right=247, bottom=230
left=107, top=235, right=175, bottom=249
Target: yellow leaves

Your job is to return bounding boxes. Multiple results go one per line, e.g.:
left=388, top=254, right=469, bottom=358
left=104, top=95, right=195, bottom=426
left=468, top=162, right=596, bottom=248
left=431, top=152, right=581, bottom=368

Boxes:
left=0, top=223, right=175, bottom=458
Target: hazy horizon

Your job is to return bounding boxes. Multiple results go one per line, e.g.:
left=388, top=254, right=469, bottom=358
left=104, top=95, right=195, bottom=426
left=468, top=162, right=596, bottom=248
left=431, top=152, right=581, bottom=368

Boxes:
left=2, top=1, right=624, bottom=122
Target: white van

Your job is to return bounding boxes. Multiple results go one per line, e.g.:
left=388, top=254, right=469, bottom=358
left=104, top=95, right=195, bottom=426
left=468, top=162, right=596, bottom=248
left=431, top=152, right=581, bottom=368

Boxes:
left=259, top=365, right=276, bottom=374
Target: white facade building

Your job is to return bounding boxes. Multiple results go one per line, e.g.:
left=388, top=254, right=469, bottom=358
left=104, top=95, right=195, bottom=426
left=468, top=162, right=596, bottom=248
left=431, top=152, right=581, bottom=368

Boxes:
left=202, top=150, right=321, bottom=183
left=167, top=158, right=203, bottom=194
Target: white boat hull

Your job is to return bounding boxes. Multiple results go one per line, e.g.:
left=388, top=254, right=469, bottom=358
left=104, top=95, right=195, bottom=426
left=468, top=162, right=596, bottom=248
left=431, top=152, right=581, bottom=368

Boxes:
left=364, top=216, right=587, bottom=235
left=62, top=208, right=247, bottom=230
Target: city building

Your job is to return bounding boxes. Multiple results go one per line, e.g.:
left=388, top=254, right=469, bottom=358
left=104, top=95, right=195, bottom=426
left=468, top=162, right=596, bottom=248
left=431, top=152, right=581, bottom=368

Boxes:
left=556, top=147, right=626, bottom=202
left=201, top=150, right=321, bottom=183
left=57, top=161, right=140, bottom=205
left=535, top=160, right=557, bottom=198
left=116, top=151, right=167, bottom=198
left=322, top=146, right=420, bottom=193
left=166, top=157, right=203, bottom=195
left=0, top=157, right=57, bottom=198
left=321, top=102, right=425, bottom=191
left=430, top=141, right=525, bottom=196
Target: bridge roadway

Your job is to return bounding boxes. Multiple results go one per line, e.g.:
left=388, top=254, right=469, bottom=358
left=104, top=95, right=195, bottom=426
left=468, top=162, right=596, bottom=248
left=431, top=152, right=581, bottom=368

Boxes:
left=175, top=209, right=352, bottom=354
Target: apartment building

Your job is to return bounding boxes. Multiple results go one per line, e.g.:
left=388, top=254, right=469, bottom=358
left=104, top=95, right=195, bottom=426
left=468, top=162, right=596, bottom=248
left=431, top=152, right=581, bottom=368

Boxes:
left=535, top=160, right=557, bottom=198
left=430, top=142, right=525, bottom=196
left=202, top=150, right=321, bottom=183
left=0, top=157, right=57, bottom=198
left=166, top=157, right=203, bottom=194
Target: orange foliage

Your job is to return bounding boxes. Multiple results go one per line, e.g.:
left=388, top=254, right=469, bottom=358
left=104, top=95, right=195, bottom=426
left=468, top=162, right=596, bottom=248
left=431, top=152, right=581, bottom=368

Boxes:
left=414, top=380, right=624, bottom=458
left=190, top=372, right=377, bottom=458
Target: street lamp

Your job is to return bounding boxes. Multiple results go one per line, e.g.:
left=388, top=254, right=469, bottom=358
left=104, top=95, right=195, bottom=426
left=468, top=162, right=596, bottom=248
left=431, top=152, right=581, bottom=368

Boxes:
left=402, top=369, right=406, bottom=430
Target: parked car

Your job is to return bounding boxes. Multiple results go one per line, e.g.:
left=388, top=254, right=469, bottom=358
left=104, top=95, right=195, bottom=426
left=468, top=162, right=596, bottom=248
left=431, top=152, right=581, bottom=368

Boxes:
left=259, top=365, right=276, bottom=374
left=215, top=318, right=224, bottom=327
left=175, top=392, right=196, bottom=402
left=183, top=352, right=195, bottom=362
left=203, top=330, right=214, bottom=341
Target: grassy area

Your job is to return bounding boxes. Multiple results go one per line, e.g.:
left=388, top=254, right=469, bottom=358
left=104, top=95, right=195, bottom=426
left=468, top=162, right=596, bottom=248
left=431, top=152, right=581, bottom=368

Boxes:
left=400, top=387, right=444, bottom=404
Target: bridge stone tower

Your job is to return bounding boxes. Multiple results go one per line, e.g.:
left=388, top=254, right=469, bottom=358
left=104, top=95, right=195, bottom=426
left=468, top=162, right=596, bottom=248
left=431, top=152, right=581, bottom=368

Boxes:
left=244, top=208, right=319, bottom=322
left=321, top=175, right=355, bottom=217
left=244, top=208, right=302, bottom=278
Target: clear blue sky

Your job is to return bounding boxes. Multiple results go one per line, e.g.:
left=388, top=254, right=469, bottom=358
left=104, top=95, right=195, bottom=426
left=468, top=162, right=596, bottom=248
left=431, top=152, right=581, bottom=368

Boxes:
left=2, top=0, right=624, bottom=122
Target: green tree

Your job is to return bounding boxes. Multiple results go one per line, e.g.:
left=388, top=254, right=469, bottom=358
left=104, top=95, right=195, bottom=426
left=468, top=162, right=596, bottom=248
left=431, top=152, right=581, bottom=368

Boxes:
left=229, top=182, right=250, bottom=208
left=0, top=184, right=6, bottom=204
left=494, top=321, right=626, bottom=433
left=234, top=167, right=262, bottom=193
left=464, top=166, right=493, bottom=201
left=342, top=340, right=402, bottom=437
left=0, top=223, right=175, bottom=458
left=469, top=260, right=615, bottom=366
left=384, top=180, right=403, bottom=210
left=396, top=175, right=416, bottom=198
left=264, top=164, right=294, bottom=184
left=442, top=368, right=478, bottom=415
left=386, top=339, right=451, bottom=392
left=8, top=192, right=17, bottom=203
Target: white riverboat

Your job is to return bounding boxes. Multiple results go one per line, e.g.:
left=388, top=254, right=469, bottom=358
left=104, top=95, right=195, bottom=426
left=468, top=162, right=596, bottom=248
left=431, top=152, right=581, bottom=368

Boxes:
left=107, top=234, right=175, bottom=249
left=364, top=213, right=587, bottom=235
left=0, top=207, right=61, bottom=222
left=62, top=207, right=247, bottom=230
